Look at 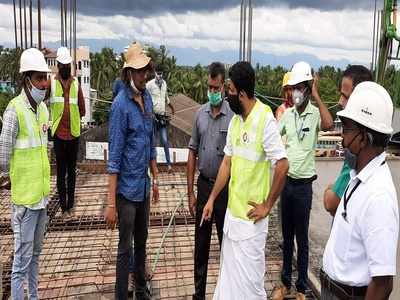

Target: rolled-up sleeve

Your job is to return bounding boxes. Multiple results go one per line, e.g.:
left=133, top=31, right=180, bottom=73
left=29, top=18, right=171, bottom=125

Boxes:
left=188, top=111, right=200, bottom=152
left=263, top=112, right=287, bottom=165
left=0, top=107, right=18, bottom=175
left=107, top=100, right=127, bottom=174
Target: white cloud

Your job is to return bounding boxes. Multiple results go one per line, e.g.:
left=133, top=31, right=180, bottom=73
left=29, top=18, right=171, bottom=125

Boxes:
left=0, top=3, right=387, bottom=64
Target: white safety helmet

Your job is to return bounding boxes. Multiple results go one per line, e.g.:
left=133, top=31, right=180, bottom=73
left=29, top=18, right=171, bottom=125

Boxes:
left=56, top=46, right=73, bottom=64
left=337, top=81, right=393, bottom=134
left=19, top=48, right=51, bottom=73
left=288, top=61, right=313, bottom=86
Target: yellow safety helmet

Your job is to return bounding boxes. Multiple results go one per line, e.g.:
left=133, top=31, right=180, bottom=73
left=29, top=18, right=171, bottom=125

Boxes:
left=282, top=72, right=291, bottom=87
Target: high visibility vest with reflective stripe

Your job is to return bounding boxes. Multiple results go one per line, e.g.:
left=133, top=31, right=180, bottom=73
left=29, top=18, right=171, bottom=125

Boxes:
left=9, top=94, right=50, bottom=206
left=50, top=76, right=80, bottom=137
left=228, top=100, right=272, bottom=220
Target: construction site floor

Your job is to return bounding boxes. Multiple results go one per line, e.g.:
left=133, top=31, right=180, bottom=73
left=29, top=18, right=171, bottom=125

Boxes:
left=1, top=166, right=317, bottom=299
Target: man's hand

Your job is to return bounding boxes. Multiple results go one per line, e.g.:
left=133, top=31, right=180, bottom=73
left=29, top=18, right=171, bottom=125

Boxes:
left=152, top=184, right=160, bottom=204
left=201, top=200, right=214, bottom=224
left=312, top=73, right=321, bottom=100
left=104, top=206, right=117, bottom=229
left=188, top=191, right=197, bottom=217
left=247, top=201, right=271, bottom=223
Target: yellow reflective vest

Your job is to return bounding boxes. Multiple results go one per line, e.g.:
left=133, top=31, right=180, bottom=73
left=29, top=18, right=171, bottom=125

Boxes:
left=50, top=76, right=80, bottom=137
left=9, top=93, right=50, bottom=206
left=228, top=100, right=272, bottom=220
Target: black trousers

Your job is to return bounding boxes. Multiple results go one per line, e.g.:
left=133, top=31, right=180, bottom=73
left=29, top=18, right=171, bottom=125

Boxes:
left=193, top=175, right=228, bottom=300
left=115, top=195, right=150, bottom=300
left=280, top=178, right=313, bottom=294
left=53, top=136, right=79, bottom=212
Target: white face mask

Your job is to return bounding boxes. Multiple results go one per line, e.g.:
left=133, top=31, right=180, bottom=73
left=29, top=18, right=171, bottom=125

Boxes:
left=28, top=77, right=47, bottom=104
left=293, top=89, right=306, bottom=107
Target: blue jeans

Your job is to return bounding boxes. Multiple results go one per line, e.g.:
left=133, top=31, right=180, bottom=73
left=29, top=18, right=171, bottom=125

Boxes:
left=280, top=178, right=312, bottom=294
left=11, top=205, right=47, bottom=300
left=158, top=125, right=171, bottom=165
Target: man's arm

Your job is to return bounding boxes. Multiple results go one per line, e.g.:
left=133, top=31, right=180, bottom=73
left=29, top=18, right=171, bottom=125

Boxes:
left=187, top=149, right=197, bottom=216
left=323, top=186, right=340, bottom=216
left=202, top=155, right=231, bottom=221
left=312, top=75, right=334, bottom=131
left=248, top=158, right=288, bottom=222
left=150, top=158, right=159, bottom=204
left=77, top=84, right=86, bottom=118
left=365, top=276, right=393, bottom=300
left=0, top=107, right=18, bottom=176
left=105, top=174, right=118, bottom=228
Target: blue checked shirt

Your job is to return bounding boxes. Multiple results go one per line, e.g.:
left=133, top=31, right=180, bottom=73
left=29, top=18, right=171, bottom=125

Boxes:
left=107, top=82, right=157, bottom=202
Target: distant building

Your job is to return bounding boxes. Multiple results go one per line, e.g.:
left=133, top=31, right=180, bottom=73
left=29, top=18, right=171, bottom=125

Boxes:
left=43, top=46, right=92, bottom=124
left=0, top=79, right=15, bottom=93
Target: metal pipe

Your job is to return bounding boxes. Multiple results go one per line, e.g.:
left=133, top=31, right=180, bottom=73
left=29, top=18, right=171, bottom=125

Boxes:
left=19, top=0, right=22, bottom=49
left=70, top=0, right=72, bottom=52
left=247, top=0, right=253, bottom=63
left=29, top=0, right=32, bottom=47
left=38, top=0, right=42, bottom=49
left=243, top=1, right=247, bottom=61
left=372, top=0, right=377, bottom=71
left=74, top=0, right=77, bottom=76
left=239, top=0, right=243, bottom=61
left=24, top=0, right=27, bottom=49
left=13, top=0, right=18, bottom=48
left=64, top=0, right=68, bottom=47
left=61, top=0, right=64, bottom=46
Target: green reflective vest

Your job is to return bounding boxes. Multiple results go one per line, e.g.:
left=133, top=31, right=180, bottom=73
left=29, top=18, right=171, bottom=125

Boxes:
left=50, top=76, right=80, bottom=137
left=228, top=100, right=272, bottom=220
left=9, top=93, right=50, bottom=206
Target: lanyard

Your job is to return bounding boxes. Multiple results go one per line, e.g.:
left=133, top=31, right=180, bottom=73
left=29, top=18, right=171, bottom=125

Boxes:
left=342, top=160, right=386, bottom=222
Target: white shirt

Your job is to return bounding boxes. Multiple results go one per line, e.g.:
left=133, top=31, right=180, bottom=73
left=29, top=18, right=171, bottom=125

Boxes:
left=323, top=152, right=399, bottom=286
left=146, top=78, right=170, bottom=115
left=223, top=109, right=287, bottom=240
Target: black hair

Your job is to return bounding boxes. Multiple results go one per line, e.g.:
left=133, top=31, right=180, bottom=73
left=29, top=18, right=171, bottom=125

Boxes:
left=155, top=65, right=164, bottom=73
left=357, top=123, right=391, bottom=148
left=343, top=65, right=373, bottom=87
left=228, top=61, right=255, bottom=98
left=209, top=62, right=225, bottom=81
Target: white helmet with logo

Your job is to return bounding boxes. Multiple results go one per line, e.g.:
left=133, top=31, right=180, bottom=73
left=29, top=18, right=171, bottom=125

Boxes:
left=56, top=46, right=73, bottom=64
left=288, top=61, right=313, bottom=86
left=19, top=48, right=51, bottom=73
left=337, top=81, right=393, bottom=134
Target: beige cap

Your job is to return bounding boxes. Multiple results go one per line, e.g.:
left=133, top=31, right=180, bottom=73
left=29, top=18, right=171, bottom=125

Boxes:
left=123, top=42, right=151, bottom=70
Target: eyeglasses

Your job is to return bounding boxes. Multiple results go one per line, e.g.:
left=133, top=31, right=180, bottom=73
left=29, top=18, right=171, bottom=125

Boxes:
left=341, top=127, right=359, bottom=134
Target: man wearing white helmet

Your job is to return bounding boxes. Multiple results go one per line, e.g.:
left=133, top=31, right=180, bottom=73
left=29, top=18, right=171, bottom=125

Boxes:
left=49, top=46, right=85, bottom=220
left=0, top=48, right=51, bottom=299
left=321, top=82, right=398, bottom=299
left=273, top=61, right=333, bottom=300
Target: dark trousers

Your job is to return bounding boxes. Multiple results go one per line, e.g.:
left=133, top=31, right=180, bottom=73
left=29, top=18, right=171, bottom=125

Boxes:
left=54, top=136, right=79, bottom=212
left=115, top=195, right=150, bottom=300
left=193, top=175, right=228, bottom=300
left=280, top=178, right=312, bottom=294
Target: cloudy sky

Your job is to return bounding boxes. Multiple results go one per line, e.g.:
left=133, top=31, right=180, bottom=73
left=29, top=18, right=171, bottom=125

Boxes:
left=0, top=0, right=390, bottom=67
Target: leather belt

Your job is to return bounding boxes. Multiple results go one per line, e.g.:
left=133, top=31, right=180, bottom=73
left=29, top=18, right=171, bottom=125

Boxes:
left=287, top=175, right=317, bottom=185
left=320, top=270, right=367, bottom=299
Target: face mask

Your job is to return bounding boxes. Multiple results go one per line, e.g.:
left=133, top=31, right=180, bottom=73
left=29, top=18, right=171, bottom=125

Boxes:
left=344, top=148, right=357, bottom=170
left=28, top=77, right=47, bottom=104
left=59, top=67, right=71, bottom=80
left=208, top=90, right=222, bottom=107
left=293, top=89, right=306, bottom=107
left=227, top=93, right=243, bottom=115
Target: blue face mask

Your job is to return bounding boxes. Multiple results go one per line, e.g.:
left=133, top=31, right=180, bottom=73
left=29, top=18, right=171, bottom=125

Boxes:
left=208, top=90, right=222, bottom=107
left=28, top=78, right=47, bottom=104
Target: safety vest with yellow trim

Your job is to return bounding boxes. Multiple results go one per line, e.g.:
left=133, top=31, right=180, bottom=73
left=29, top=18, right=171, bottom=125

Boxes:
left=228, top=100, right=272, bottom=220
left=50, top=76, right=81, bottom=137
left=8, top=93, right=50, bottom=206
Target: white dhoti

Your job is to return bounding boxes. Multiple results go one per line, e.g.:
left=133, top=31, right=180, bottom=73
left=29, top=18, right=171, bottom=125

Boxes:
left=213, top=209, right=269, bottom=300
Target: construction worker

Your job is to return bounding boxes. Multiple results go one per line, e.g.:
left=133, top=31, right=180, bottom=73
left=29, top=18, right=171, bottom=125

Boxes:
left=202, top=61, right=289, bottom=300
left=275, top=72, right=293, bottom=121
left=323, top=65, right=373, bottom=216
left=0, top=48, right=51, bottom=299
left=272, top=61, right=333, bottom=300
left=49, top=46, right=85, bottom=220
left=187, top=62, right=234, bottom=300
left=146, top=65, right=175, bottom=172
left=322, top=82, right=399, bottom=299
left=105, top=42, right=159, bottom=300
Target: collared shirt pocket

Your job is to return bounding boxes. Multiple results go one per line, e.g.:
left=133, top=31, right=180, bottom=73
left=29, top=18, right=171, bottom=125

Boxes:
left=333, top=215, right=353, bottom=263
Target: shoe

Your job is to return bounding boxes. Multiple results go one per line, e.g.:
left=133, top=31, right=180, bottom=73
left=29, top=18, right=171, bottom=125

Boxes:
left=62, top=211, right=71, bottom=221
left=295, top=292, right=306, bottom=300
left=167, top=165, right=173, bottom=173
left=135, top=288, right=151, bottom=300
left=68, top=209, right=75, bottom=219
left=128, top=272, right=135, bottom=295
left=271, top=283, right=289, bottom=300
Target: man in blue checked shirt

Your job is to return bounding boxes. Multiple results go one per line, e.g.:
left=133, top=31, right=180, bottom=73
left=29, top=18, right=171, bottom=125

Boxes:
left=104, top=42, right=159, bottom=300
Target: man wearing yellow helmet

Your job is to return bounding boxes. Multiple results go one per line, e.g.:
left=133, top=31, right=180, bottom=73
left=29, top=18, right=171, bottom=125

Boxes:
left=275, top=72, right=293, bottom=121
